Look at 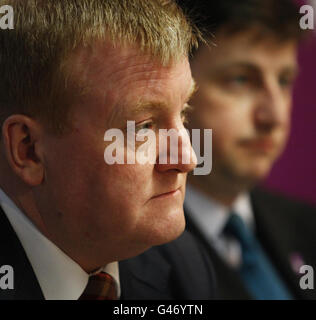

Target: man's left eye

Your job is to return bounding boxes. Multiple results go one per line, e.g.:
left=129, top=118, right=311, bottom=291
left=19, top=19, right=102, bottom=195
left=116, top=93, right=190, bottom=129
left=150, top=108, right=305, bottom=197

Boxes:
left=135, top=121, right=153, bottom=133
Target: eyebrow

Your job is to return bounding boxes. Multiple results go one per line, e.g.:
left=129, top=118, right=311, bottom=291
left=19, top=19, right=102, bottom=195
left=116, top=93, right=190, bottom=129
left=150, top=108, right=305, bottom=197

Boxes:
left=211, top=62, right=299, bottom=76
left=130, top=79, right=197, bottom=115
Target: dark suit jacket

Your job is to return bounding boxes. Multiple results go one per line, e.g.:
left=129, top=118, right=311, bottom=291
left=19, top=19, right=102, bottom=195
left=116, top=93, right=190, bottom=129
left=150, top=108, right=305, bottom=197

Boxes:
left=119, top=230, right=215, bottom=299
left=186, top=187, right=316, bottom=300
left=0, top=207, right=215, bottom=300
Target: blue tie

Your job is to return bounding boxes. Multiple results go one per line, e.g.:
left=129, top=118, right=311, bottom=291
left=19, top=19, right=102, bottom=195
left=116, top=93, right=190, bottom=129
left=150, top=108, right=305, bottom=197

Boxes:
left=224, top=213, right=292, bottom=300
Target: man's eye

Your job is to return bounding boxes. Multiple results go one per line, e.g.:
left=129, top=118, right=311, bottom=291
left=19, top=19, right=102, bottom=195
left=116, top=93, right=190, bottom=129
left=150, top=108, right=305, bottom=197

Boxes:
left=181, top=103, right=193, bottom=125
left=229, top=75, right=249, bottom=85
left=279, top=76, right=294, bottom=89
left=135, top=121, right=153, bottom=134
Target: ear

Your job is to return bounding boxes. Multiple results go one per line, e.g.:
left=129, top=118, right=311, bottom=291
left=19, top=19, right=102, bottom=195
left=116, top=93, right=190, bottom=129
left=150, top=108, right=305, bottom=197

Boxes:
left=1, top=115, right=45, bottom=186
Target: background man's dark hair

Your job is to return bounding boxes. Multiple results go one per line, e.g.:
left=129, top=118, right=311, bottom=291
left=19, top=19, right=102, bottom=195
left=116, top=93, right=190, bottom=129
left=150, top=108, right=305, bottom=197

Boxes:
left=178, top=0, right=303, bottom=43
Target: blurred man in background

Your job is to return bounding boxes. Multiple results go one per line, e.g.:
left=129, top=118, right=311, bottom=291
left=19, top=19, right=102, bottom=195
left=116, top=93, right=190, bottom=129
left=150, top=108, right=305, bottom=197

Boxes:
left=180, top=0, right=316, bottom=299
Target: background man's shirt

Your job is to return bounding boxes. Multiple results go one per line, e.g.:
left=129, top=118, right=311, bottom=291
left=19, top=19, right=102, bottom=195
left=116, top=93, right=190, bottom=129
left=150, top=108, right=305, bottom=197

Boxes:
left=184, top=183, right=254, bottom=268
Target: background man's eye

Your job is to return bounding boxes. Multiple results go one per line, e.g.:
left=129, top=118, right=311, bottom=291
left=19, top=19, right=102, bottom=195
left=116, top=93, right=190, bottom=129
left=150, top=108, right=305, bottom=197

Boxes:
left=279, top=77, right=294, bottom=89
left=230, top=75, right=248, bottom=84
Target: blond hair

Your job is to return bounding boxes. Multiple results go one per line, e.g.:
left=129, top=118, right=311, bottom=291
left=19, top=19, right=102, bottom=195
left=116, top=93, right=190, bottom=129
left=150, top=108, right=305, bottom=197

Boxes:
left=0, top=0, right=198, bottom=134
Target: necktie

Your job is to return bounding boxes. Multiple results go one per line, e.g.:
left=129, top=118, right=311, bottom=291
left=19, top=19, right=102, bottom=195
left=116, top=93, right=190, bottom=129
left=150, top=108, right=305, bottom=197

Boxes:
left=224, top=213, right=292, bottom=300
left=79, top=272, right=118, bottom=300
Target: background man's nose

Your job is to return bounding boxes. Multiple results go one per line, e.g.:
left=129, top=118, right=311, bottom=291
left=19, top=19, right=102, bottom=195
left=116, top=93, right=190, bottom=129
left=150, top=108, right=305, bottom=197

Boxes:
left=254, top=80, right=290, bottom=132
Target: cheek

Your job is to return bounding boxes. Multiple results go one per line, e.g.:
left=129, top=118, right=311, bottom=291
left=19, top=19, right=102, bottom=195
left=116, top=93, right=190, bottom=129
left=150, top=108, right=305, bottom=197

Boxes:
left=95, top=163, right=153, bottom=206
left=283, top=106, right=292, bottom=133
left=192, top=87, right=251, bottom=128
left=85, top=164, right=154, bottom=236
left=193, top=105, right=245, bottom=149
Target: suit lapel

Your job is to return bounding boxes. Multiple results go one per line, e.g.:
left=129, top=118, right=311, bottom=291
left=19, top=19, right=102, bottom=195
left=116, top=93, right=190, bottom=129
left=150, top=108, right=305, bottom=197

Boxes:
left=185, top=207, right=251, bottom=299
left=119, top=247, right=172, bottom=300
left=0, top=207, right=44, bottom=300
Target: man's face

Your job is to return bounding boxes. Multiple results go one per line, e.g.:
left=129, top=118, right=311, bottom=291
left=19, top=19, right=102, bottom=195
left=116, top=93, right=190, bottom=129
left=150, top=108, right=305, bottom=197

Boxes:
left=189, top=30, right=298, bottom=188
left=36, top=43, right=196, bottom=269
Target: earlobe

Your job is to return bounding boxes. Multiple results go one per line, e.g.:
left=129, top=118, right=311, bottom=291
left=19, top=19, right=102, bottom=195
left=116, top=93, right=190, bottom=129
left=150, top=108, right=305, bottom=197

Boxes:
left=2, top=115, right=45, bottom=186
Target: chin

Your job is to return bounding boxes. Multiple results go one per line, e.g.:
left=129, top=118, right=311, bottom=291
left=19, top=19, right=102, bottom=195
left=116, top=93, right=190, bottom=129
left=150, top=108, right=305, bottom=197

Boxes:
left=118, top=222, right=185, bottom=261
left=143, top=209, right=186, bottom=247
left=239, top=162, right=273, bottom=185
left=162, top=217, right=186, bottom=244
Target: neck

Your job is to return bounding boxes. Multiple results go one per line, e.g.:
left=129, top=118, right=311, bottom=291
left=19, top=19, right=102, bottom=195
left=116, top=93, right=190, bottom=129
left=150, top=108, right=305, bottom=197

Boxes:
left=2, top=186, right=50, bottom=237
left=188, top=174, right=251, bottom=207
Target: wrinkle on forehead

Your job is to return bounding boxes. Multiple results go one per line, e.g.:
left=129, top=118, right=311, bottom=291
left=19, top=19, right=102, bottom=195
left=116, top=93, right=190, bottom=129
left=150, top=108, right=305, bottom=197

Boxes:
left=68, top=41, right=185, bottom=90
left=67, top=41, right=191, bottom=128
left=107, top=59, right=192, bottom=124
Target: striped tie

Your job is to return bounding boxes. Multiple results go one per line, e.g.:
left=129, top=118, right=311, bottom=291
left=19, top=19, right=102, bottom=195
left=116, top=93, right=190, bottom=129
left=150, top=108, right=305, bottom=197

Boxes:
left=79, top=272, right=118, bottom=300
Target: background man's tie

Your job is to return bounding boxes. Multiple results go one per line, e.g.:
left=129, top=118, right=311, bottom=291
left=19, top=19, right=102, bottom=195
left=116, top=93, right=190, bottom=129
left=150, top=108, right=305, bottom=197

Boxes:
left=79, top=272, right=118, bottom=300
left=224, top=213, right=292, bottom=300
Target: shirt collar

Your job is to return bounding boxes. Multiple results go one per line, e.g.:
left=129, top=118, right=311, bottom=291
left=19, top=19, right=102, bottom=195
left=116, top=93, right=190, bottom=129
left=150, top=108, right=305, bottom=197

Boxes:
left=0, top=188, right=120, bottom=300
left=184, top=183, right=255, bottom=240
left=185, top=184, right=228, bottom=241
left=233, top=192, right=254, bottom=230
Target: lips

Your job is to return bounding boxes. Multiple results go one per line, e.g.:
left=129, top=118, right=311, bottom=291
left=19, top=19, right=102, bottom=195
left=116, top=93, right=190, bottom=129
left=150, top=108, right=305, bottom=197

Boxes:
left=151, top=187, right=181, bottom=200
left=239, top=138, right=277, bottom=153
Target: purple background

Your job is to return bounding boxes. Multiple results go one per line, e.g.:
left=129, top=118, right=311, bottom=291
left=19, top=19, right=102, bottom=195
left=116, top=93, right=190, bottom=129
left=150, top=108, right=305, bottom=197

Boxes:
left=263, top=32, right=316, bottom=206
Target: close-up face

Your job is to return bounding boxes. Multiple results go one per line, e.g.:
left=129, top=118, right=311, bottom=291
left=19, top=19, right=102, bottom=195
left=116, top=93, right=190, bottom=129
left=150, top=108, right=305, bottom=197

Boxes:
left=35, top=43, right=196, bottom=269
left=189, top=29, right=298, bottom=187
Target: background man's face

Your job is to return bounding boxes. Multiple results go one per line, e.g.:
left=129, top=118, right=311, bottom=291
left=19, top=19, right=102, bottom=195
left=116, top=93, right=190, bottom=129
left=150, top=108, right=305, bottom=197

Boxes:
left=37, top=43, right=196, bottom=269
left=189, top=30, right=298, bottom=187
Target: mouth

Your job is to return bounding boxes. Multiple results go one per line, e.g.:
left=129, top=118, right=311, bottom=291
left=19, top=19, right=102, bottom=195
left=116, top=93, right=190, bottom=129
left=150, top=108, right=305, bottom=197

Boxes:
left=239, top=138, right=277, bottom=153
left=151, top=187, right=182, bottom=200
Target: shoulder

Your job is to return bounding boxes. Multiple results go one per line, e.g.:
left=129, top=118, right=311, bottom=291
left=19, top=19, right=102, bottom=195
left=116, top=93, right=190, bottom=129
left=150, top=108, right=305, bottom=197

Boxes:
left=156, top=229, right=209, bottom=259
left=156, top=230, right=215, bottom=278
left=0, top=209, right=44, bottom=300
left=151, top=230, right=216, bottom=299
left=251, top=187, right=316, bottom=245
left=119, top=230, right=215, bottom=300
left=251, top=187, right=316, bottom=220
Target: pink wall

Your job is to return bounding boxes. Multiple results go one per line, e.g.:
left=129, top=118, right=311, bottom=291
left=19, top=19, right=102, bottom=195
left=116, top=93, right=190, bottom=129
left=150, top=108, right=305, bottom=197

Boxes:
left=264, top=34, right=316, bottom=205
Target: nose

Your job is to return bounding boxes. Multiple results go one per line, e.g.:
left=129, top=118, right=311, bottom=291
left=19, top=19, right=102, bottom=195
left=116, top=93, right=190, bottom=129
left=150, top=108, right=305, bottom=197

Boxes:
left=155, top=126, right=197, bottom=173
left=254, top=78, right=291, bottom=132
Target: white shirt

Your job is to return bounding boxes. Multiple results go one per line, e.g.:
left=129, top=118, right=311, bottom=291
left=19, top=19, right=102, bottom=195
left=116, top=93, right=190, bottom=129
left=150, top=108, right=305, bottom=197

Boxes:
left=184, top=183, right=255, bottom=268
left=0, top=188, right=120, bottom=300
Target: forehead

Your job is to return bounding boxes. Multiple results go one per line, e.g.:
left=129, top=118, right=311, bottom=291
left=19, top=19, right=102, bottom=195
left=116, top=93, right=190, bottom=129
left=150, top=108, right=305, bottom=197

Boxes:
left=69, top=42, right=193, bottom=125
left=192, top=30, right=298, bottom=74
